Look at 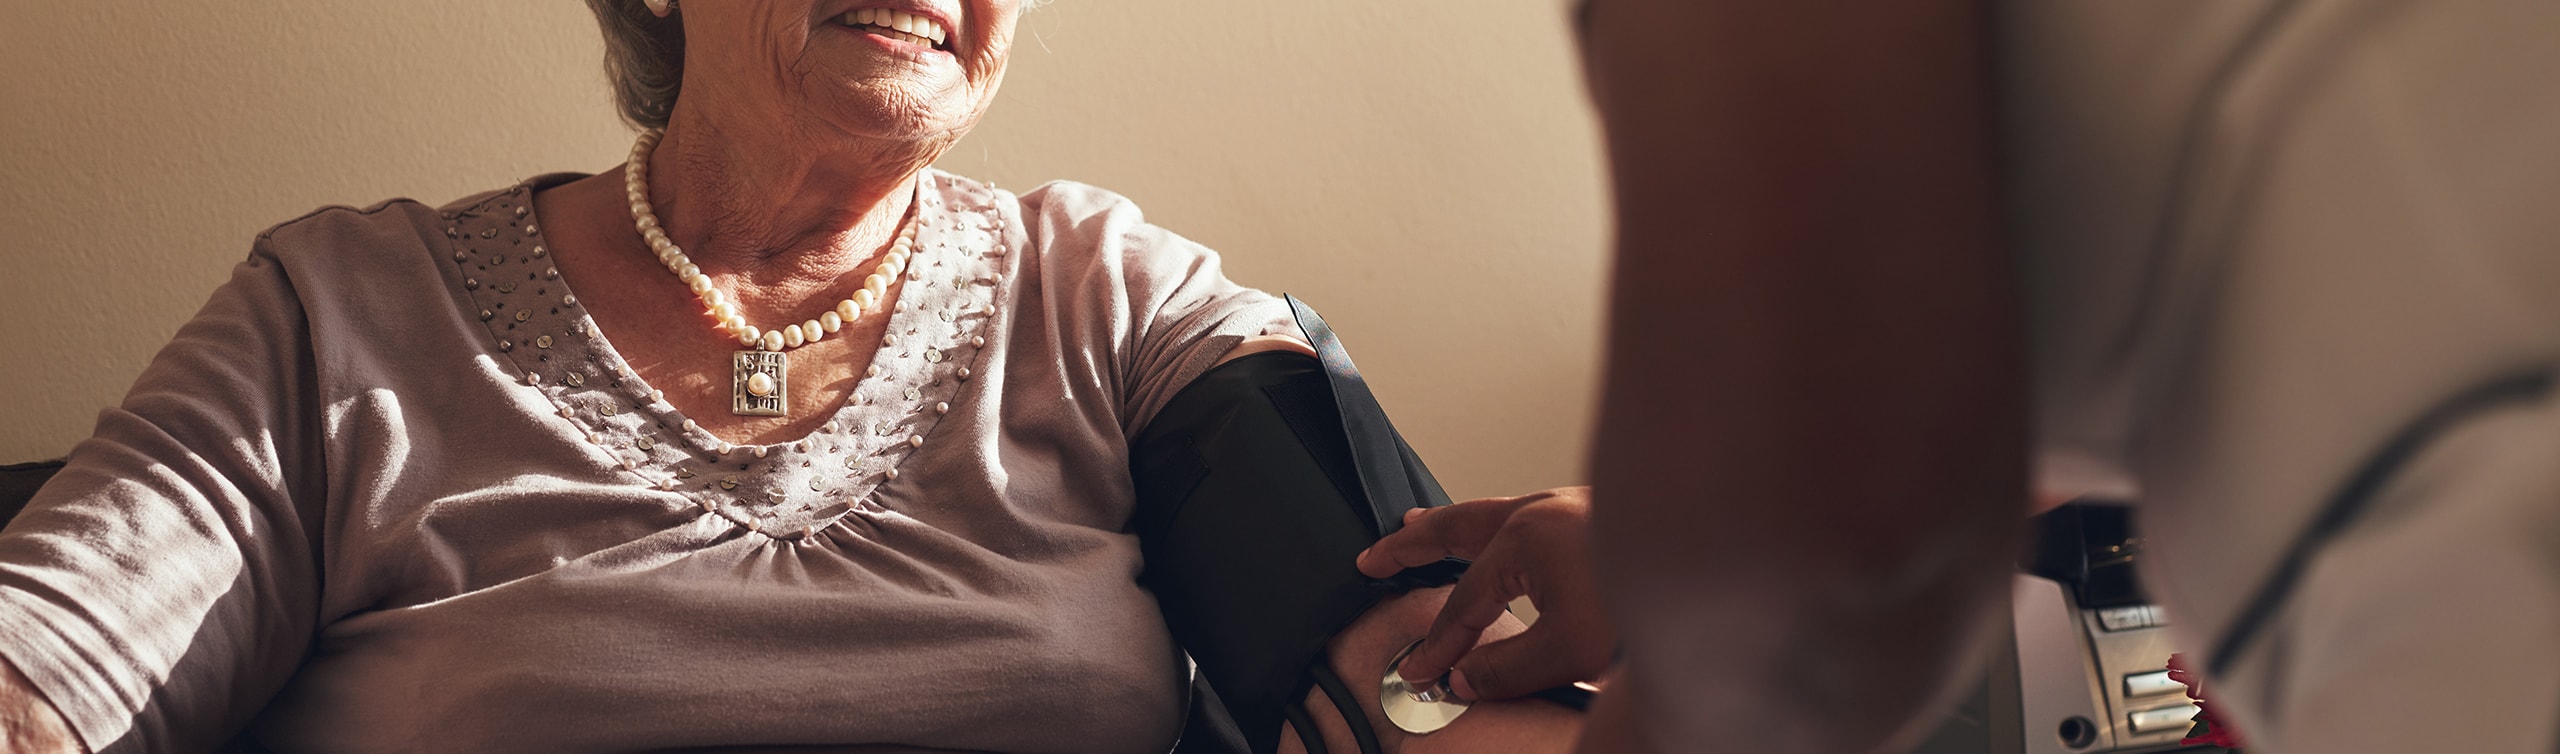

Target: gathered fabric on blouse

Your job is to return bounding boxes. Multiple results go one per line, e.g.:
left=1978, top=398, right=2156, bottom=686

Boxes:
left=0, top=169, right=1294, bottom=753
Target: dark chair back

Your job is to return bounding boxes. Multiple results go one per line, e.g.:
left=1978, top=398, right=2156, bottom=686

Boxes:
left=0, top=460, right=65, bottom=528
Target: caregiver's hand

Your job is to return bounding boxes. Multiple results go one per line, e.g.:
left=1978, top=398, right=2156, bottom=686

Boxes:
left=1356, top=487, right=1614, bottom=702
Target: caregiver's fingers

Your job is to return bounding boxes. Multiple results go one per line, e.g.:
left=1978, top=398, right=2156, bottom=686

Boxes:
left=1397, top=523, right=1532, bottom=688
left=1394, top=490, right=1609, bottom=697
left=1450, top=550, right=1616, bottom=701
left=1449, top=607, right=1617, bottom=702
left=1356, top=493, right=1541, bottom=578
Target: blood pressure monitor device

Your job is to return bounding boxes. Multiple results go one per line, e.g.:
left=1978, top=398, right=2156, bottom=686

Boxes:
left=1909, top=502, right=2234, bottom=754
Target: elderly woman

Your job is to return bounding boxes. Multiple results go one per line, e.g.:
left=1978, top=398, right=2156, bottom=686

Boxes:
left=0, top=1, right=1591, bottom=752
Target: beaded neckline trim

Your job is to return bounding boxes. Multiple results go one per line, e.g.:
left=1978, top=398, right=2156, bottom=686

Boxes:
left=439, top=170, right=1014, bottom=540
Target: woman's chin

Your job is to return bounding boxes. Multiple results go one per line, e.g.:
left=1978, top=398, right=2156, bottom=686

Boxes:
left=806, top=87, right=977, bottom=150
left=800, top=64, right=986, bottom=144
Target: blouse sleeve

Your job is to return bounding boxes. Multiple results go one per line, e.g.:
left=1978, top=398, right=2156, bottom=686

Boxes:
left=0, top=237, right=325, bottom=751
left=1016, top=181, right=1297, bottom=437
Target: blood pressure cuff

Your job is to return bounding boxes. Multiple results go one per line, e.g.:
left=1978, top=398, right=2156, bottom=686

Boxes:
left=1132, top=296, right=1468, bottom=754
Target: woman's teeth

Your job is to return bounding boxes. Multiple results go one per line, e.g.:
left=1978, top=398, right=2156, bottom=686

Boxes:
left=844, top=7, right=950, bottom=49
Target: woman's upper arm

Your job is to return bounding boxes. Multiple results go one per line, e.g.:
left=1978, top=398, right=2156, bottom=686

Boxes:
left=0, top=239, right=327, bottom=751
left=1216, top=334, right=1318, bottom=367
left=1015, top=180, right=1301, bottom=435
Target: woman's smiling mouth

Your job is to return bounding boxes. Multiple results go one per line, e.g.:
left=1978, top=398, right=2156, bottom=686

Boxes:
left=842, top=7, right=950, bottom=51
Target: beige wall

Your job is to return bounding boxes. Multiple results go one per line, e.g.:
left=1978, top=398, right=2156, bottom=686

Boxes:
left=0, top=1, right=1608, bottom=500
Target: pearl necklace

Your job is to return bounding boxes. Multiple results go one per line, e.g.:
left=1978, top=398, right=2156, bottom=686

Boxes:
left=624, top=128, right=915, bottom=416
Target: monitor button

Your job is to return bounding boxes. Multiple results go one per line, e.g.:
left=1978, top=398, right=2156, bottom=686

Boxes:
left=2124, top=670, right=2182, bottom=697
left=2096, top=604, right=2167, bottom=631
left=2128, top=704, right=2200, bottom=734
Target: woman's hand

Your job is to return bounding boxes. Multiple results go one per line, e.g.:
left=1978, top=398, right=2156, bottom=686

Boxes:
left=1, top=657, right=84, bottom=754
left=1355, top=487, right=1614, bottom=701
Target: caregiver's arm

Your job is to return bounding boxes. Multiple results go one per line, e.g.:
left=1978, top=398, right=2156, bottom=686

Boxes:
left=1, top=658, right=84, bottom=754
left=1578, top=2, right=2024, bottom=754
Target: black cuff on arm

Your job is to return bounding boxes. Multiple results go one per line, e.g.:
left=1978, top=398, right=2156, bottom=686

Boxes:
left=1132, top=297, right=1465, bottom=754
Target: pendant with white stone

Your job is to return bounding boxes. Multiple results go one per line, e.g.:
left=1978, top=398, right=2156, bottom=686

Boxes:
left=733, top=350, right=787, bottom=416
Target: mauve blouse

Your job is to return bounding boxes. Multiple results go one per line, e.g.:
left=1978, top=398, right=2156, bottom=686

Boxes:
left=0, top=169, right=1294, bottom=753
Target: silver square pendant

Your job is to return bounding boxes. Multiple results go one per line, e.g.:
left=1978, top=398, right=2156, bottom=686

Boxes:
left=732, top=350, right=787, bottom=416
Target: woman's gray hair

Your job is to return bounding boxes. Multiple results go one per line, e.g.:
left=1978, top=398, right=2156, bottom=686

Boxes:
left=583, top=0, right=687, bottom=130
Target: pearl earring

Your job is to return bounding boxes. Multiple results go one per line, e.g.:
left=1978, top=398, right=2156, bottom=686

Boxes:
left=644, top=0, right=676, bottom=17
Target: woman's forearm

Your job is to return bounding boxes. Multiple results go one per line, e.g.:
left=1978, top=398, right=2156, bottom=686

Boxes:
left=1579, top=0, right=2024, bottom=752
left=1279, top=587, right=1584, bottom=754
left=1, top=656, right=84, bottom=754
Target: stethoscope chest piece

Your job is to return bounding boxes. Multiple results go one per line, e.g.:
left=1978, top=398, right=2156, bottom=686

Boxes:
left=1380, top=639, right=1471, bottom=734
